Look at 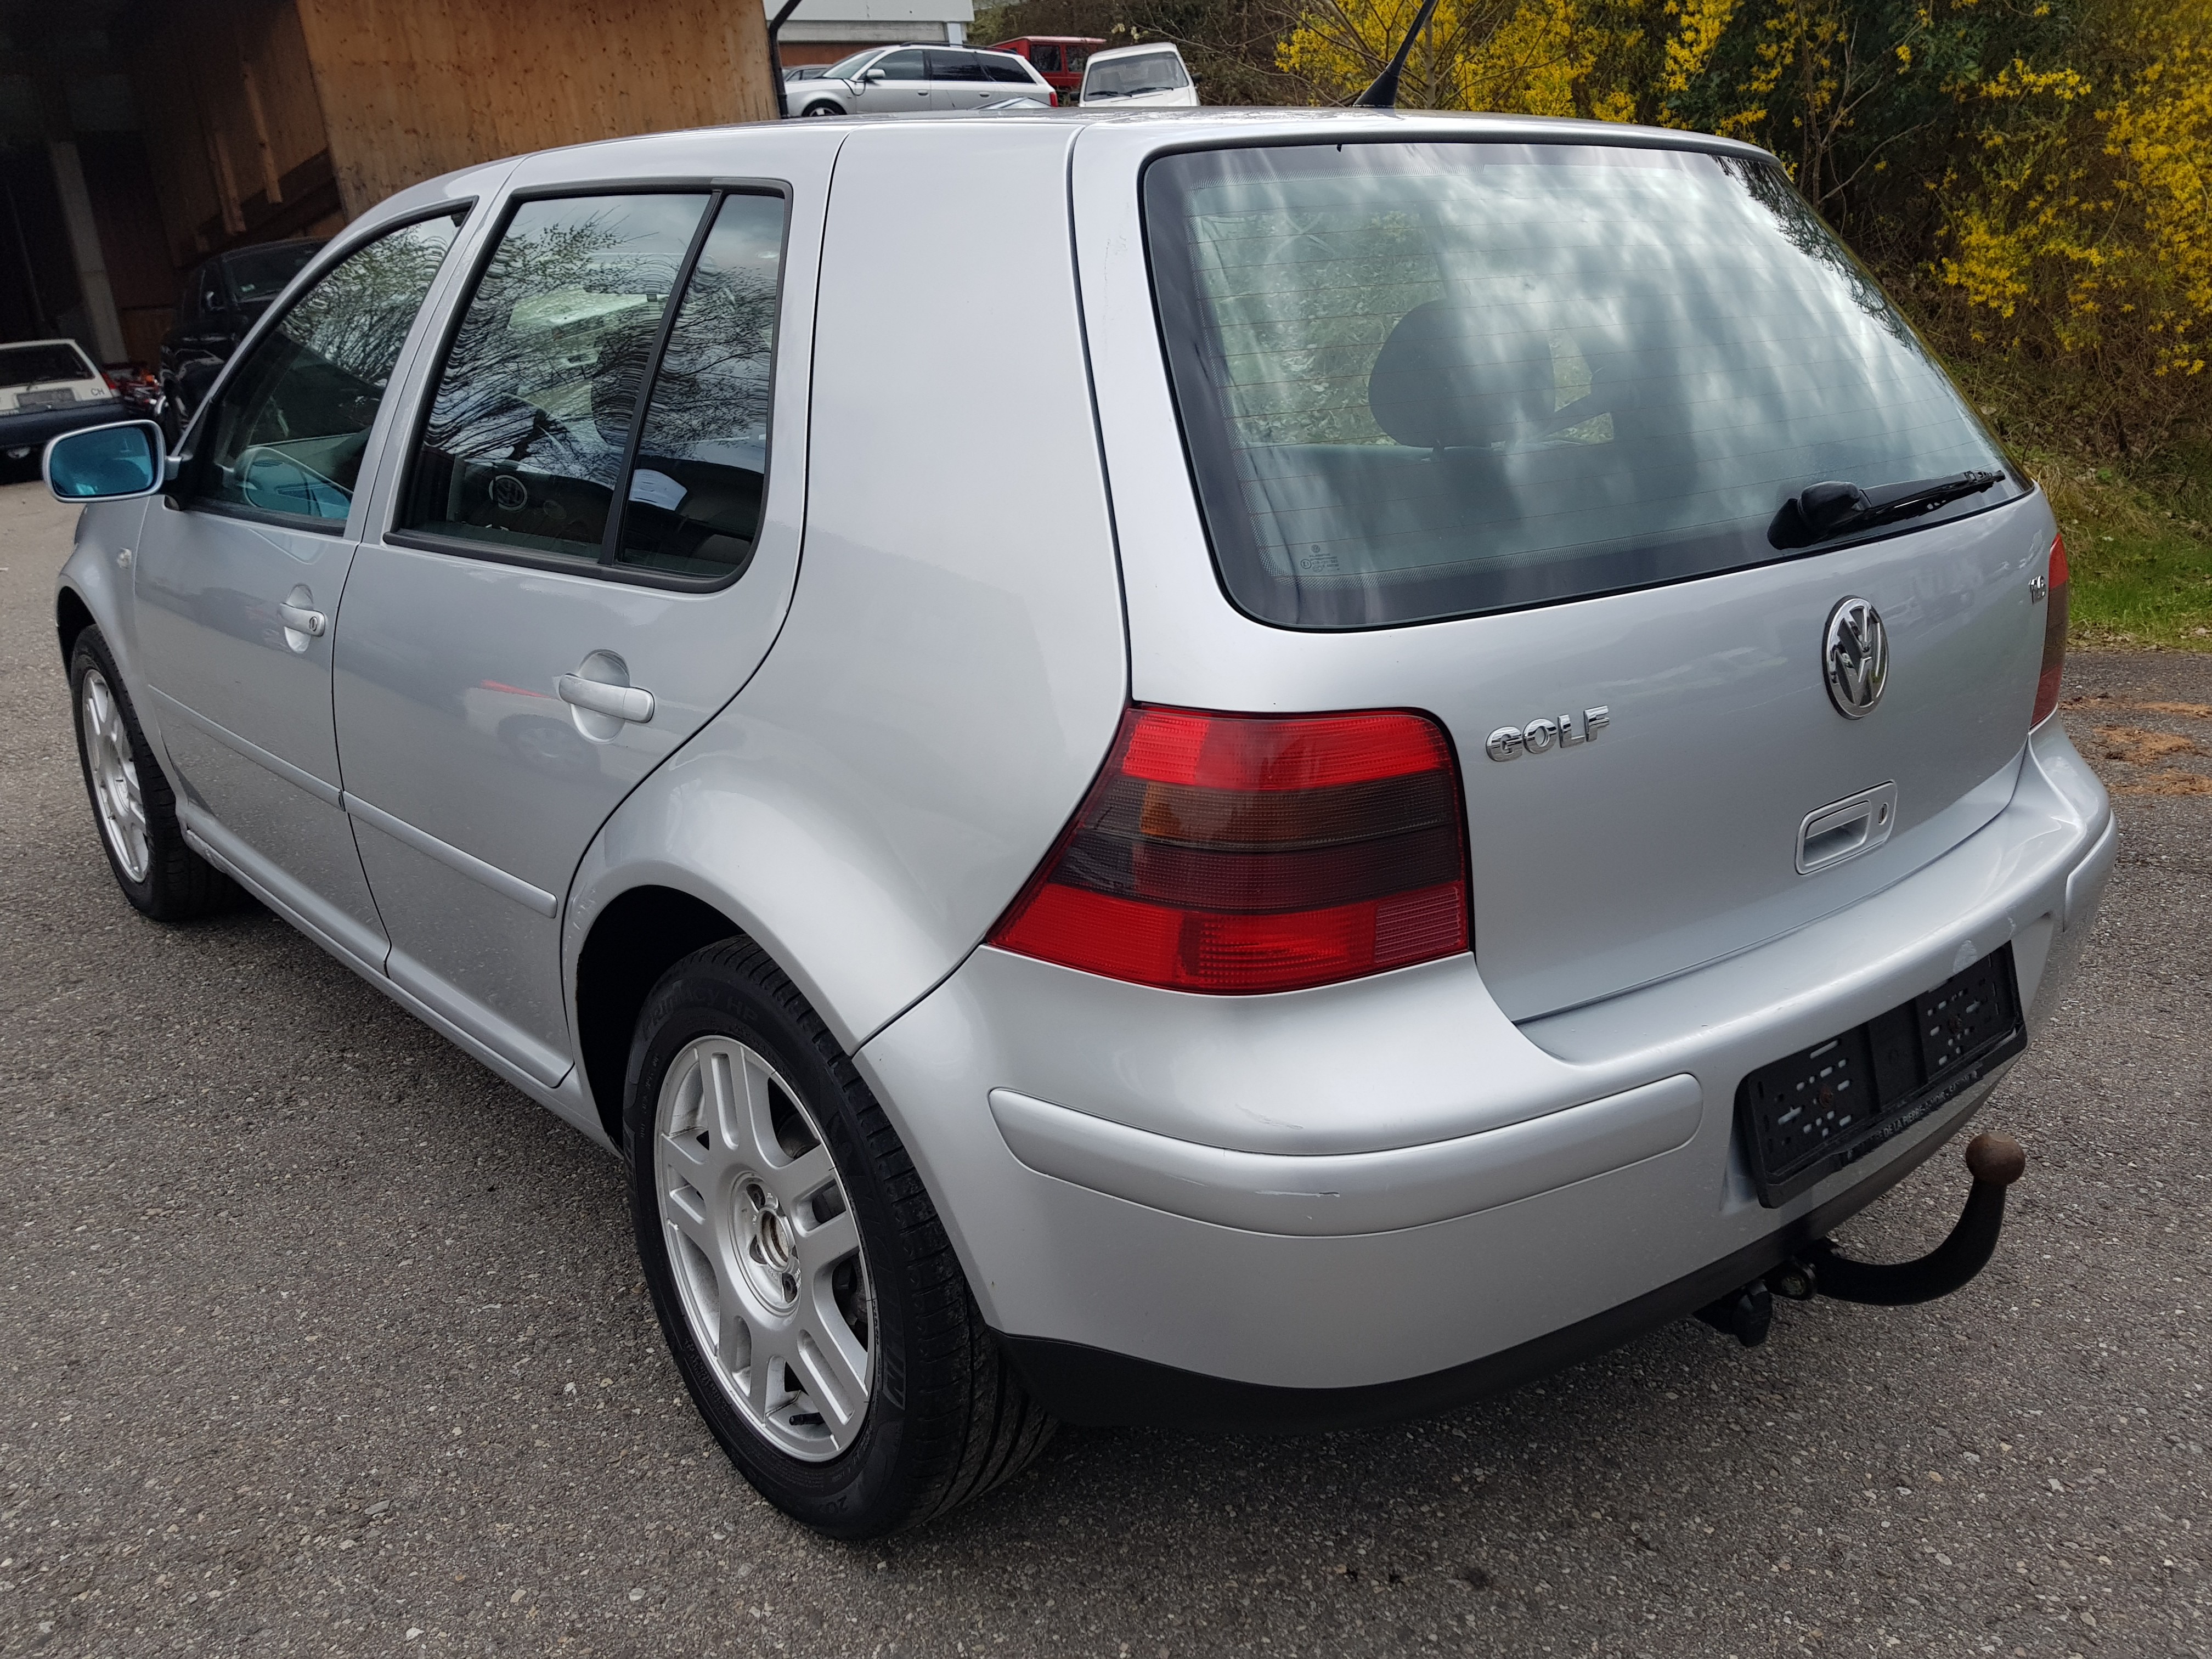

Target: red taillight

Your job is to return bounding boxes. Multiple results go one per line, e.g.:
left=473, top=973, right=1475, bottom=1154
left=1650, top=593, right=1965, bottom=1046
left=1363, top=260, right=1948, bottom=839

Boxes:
left=2032, top=533, right=2069, bottom=726
left=988, top=705, right=1470, bottom=994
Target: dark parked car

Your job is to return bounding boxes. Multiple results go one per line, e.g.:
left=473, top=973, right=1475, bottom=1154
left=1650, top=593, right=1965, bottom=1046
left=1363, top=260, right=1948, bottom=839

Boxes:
left=159, top=238, right=325, bottom=442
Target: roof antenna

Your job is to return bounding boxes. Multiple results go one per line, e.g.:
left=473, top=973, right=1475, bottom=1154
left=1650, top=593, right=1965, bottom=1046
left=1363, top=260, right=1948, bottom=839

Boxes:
left=1352, top=0, right=1442, bottom=109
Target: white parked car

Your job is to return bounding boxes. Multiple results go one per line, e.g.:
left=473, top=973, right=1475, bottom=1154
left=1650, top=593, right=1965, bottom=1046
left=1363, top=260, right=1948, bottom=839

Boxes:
left=45, top=110, right=2111, bottom=1538
left=0, top=337, right=123, bottom=462
left=1077, top=41, right=1197, bottom=106
left=783, top=44, right=1056, bottom=116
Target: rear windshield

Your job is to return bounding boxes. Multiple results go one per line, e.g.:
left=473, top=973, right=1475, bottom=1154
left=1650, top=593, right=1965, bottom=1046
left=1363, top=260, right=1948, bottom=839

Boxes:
left=0, top=342, right=93, bottom=387
left=1089, top=52, right=1188, bottom=96
left=1144, top=142, right=2018, bottom=629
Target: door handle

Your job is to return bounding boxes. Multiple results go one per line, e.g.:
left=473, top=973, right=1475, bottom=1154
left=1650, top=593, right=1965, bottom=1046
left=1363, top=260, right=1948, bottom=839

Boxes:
left=277, top=601, right=325, bottom=637
left=556, top=673, right=654, bottom=724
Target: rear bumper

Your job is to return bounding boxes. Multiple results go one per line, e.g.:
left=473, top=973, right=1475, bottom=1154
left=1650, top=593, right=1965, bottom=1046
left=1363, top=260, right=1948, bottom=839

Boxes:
left=0, top=398, right=127, bottom=452
left=856, top=719, right=2114, bottom=1420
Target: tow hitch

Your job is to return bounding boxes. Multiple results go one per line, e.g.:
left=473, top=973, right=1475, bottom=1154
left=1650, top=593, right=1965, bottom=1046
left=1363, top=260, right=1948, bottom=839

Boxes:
left=1697, top=1132, right=2027, bottom=1347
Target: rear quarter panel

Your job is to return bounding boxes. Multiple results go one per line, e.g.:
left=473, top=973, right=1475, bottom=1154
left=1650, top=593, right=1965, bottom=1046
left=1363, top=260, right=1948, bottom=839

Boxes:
left=567, top=119, right=1128, bottom=1055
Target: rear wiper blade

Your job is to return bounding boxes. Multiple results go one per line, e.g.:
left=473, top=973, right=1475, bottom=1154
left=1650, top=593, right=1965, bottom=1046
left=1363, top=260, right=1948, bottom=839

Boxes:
left=1769, top=469, right=2006, bottom=550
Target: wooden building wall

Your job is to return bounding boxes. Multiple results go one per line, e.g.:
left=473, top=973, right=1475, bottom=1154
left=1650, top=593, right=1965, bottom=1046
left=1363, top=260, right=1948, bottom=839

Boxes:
left=291, top=0, right=780, bottom=218
left=128, top=0, right=345, bottom=267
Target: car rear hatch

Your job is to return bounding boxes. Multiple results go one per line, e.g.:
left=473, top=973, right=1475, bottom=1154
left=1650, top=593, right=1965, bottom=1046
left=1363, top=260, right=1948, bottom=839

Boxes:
left=1130, top=132, right=2054, bottom=1020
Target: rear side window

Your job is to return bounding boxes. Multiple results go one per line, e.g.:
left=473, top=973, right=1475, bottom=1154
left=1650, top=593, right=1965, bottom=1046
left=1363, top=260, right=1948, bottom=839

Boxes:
left=399, top=188, right=787, bottom=585
left=980, top=54, right=1035, bottom=83
left=614, top=195, right=785, bottom=581
left=1144, top=143, right=2017, bottom=629
left=399, top=194, right=705, bottom=565
left=928, top=49, right=986, bottom=81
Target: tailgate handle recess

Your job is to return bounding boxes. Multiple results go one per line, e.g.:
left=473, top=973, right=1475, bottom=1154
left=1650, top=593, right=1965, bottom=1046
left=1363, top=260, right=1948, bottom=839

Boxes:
left=1796, top=781, right=1897, bottom=875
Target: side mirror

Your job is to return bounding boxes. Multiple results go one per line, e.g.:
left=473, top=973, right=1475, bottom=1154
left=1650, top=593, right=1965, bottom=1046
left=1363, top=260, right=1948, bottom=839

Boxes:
left=862, top=67, right=887, bottom=81
left=46, top=421, right=166, bottom=502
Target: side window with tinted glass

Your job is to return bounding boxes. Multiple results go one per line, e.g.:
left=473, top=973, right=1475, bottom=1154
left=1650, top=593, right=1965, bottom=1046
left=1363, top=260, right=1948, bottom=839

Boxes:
left=188, top=212, right=464, bottom=526
left=872, top=49, right=926, bottom=78
left=400, top=189, right=787, bottom=585
left=614, top=194, right=786, bottom=581
left=397, top=194, right=709, bottom=565
left=928, top=49, right=986, bottom=81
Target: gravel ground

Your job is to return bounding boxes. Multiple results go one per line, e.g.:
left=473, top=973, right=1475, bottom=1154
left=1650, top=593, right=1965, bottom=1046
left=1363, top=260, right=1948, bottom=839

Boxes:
left=1, top=478, right=2205, bottom=1658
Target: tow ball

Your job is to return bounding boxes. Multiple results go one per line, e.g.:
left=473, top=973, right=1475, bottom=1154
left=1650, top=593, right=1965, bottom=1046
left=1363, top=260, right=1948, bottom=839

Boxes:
left=1696, top=1132, right=2028, bottom=1348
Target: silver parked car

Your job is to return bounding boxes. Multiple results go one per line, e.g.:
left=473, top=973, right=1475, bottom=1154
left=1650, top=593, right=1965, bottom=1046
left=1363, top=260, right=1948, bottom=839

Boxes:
left=47, top=111, right=2113, bottom=1538
left=783, top=44, right=1055, bottom=116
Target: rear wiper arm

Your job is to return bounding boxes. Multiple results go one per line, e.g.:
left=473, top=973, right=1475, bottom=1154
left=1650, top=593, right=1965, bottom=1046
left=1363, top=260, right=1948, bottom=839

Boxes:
left=1769, top=469, right=2006, bottom=550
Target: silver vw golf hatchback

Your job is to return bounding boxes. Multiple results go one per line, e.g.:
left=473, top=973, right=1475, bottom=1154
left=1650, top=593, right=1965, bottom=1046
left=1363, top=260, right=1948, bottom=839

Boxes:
left=47, top=110, right=2113, bottom=1537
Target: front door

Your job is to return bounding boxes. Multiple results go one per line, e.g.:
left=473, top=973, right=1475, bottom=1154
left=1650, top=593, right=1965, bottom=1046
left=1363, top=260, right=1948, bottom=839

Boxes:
left=334, top=180, right=810, bottom=1086
left=133, top=211, right=467, bottom=962
left=853, top=48, right=934, bottom=111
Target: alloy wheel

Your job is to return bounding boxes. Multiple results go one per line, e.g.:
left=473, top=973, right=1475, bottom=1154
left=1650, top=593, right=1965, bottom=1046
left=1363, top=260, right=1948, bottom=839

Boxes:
left=81, top=668, right=150, bottom=883
left=653, top=1035, right=874, bottom=1460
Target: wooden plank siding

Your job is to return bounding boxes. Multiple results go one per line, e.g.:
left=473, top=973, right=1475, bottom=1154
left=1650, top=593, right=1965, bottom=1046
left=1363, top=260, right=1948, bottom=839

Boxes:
left=127, top=0, right=341, bottom=264
left=290, top=0, right=778, bottom=218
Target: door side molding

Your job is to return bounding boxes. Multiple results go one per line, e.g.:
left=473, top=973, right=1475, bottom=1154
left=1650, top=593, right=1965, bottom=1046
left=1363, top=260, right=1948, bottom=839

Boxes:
left=341, top=792, right=560, bottom=918
left=150, top=685, right=342, bottom=806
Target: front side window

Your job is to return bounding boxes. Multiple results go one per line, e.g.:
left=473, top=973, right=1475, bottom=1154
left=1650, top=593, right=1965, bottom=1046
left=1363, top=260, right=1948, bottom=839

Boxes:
left=400, top=188, right=787, bottom=584
left=189, top=212, right=464, bottom=526
left=872, top=50, right=926, bottom=78
left=1145, top=143, right=2017, bottom=628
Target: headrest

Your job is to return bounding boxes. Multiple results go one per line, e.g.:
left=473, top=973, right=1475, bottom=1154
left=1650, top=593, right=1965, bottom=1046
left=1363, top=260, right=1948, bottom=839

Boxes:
left=1368, top=301, right=1559, bottom=449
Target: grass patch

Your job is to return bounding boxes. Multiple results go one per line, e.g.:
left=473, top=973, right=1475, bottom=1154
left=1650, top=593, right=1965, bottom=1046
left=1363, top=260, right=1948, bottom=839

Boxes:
left=2024, top=448, right=2212, bottom=650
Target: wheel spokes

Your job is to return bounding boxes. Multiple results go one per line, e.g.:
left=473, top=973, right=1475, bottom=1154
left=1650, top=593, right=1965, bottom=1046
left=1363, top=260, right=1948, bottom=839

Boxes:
left=652, top=1034, right=873, bottom=1459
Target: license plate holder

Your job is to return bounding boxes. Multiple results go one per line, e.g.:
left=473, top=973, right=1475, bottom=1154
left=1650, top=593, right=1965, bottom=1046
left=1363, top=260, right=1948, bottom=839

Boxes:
left=1735, top=943, right=2024, bottom=1207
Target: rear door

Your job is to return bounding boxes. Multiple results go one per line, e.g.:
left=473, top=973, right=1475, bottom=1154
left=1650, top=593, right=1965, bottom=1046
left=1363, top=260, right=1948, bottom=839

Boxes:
left=928, top=49, right=995, bottom=108
left=1086, top=128, right=2051, bottom=1021
left=334, top=153, right=822, bottom=1085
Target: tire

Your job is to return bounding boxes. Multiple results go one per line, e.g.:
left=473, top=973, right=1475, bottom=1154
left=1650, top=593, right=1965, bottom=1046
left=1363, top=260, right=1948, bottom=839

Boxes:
left=799, top=100, right=843, bottom=117
left=626, top=938, right=1054, bottom=1537
left=67, top=626, right=238, bottom=922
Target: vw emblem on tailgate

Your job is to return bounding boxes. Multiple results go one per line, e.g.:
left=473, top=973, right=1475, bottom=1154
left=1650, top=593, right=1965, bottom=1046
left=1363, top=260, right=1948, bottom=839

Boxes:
left=1822, top=597, right=1888, bottom=718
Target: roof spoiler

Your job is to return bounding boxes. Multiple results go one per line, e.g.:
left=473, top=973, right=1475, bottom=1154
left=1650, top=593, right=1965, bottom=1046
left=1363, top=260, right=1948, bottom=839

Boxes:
left=1352, top=0, right=1442, bottom=110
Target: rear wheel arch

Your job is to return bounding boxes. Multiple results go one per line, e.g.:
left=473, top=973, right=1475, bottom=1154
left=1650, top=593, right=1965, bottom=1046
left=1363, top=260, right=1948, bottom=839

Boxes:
left=573, top=884, right=752, bottom=1143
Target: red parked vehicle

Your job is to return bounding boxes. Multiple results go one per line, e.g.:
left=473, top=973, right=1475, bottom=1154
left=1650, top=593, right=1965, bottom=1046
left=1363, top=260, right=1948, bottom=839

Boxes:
left=986, top=36, right=1104, bottom=98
